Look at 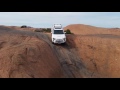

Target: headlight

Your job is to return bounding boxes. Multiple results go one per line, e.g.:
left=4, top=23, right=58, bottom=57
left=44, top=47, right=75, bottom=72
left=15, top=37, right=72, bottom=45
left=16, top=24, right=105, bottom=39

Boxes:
left=63, top=38, right=66, bottom=41
left=53, top=38, right=55, bottom=41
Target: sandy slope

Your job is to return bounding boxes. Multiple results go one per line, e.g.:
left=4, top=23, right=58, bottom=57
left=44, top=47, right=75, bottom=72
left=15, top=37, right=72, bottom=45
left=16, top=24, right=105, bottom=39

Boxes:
left=1, top=24, right=120, bottom=78
left=64, top=24, right=120, bottom=78
left=0, top=26, right=64, bottom=78
left=64, top=24, right=120, bottom=35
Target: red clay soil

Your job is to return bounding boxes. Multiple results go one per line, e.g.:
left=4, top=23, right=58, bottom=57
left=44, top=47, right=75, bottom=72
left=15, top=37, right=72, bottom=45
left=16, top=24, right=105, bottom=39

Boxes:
left=64, top=24, right=120, bottom=78
left=1, top=24, right=120, bottom=78
left=0, top=26, right=64, bottom=78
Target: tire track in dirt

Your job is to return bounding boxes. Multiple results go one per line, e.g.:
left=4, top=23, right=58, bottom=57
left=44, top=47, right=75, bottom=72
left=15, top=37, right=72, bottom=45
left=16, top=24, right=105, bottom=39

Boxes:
left=35, top=33, right=84, bottom=78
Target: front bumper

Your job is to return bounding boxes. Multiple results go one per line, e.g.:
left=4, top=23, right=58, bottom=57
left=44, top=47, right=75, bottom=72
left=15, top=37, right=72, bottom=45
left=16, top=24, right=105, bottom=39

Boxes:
left=53, top=39, right=66, bottom=44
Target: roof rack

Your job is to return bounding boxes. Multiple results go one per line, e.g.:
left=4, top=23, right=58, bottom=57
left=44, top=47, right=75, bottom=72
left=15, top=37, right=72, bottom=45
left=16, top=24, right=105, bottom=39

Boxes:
left=53, top=24, right=62, bottom=29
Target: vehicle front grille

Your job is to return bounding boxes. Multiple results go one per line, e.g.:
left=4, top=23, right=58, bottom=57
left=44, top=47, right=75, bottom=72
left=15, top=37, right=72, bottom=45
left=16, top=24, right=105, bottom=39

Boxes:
left=56, top=39, right=63, bottom=42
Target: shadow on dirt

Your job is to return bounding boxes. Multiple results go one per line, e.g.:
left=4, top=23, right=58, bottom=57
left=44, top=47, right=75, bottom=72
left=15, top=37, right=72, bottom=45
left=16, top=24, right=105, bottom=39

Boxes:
left=54, top=43, right=77, bottom=52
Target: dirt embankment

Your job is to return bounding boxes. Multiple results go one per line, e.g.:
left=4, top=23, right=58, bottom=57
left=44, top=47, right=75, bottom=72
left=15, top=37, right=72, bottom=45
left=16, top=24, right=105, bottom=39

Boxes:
left=64, top=24, right=120, bottom=78
left=0, top=26, right=64, bottom=78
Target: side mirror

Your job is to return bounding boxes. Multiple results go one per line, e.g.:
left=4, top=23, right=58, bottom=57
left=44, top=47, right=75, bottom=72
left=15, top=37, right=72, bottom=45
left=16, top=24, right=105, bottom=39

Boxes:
left=64, top=32, right=66, bottom=34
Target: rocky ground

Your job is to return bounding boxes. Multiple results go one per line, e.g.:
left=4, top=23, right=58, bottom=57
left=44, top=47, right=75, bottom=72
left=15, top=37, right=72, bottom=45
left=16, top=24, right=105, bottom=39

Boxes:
left=0, top=24, right=120, bottom=78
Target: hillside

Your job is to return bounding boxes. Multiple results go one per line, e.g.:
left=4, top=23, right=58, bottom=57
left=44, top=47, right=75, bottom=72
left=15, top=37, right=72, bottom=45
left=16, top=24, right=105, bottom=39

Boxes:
left=0, top=26, right=64, bottom=78
left=0, top=24, right=120, bottom=78
left=64, top=24, right=120, bottom=35
left=64, top=24, right=120, bottom=77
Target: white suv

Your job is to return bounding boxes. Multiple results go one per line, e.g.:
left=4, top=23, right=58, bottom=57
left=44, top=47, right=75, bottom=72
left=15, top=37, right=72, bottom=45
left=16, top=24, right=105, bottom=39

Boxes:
left=51, top=24, right=66, bottom=44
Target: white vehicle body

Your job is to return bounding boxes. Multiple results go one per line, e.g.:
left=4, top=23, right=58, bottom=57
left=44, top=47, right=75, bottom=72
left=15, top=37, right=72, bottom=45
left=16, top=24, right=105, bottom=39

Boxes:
left=51, top=24, right=66, bottom=44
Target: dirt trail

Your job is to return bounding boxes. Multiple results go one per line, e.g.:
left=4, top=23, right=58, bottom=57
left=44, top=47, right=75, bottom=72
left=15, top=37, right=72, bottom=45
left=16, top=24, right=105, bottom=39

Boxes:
left=4, top=29, right=104, bottom=78
left=35, top=33, right=90, bottom=78
left=29, top=25, right=120, bottom=78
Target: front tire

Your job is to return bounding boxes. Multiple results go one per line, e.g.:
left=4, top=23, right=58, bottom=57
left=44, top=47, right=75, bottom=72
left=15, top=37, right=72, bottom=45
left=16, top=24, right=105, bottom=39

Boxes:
left=62, top=42, right=66, bottom=45
left=52, top=42, right=54, bottom=44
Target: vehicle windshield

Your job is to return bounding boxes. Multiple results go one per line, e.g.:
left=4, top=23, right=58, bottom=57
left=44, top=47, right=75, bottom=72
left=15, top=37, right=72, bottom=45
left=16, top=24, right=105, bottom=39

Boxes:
left=54, top=30, right=64, bottom=34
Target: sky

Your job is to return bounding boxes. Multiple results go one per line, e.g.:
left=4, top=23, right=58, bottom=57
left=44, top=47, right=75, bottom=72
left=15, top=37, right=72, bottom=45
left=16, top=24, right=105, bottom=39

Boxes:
left=0, top=12, right=120, bottom=28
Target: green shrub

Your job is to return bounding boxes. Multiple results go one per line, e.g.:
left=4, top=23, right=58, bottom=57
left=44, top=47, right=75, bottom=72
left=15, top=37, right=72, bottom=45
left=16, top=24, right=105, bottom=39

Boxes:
left=34, top=29, right=42, bottom=32
left=64, top=29, right=73, bottom=34
left=21, top=25, right=27, bottom=28
left=42, top=28, right=51, bottom=33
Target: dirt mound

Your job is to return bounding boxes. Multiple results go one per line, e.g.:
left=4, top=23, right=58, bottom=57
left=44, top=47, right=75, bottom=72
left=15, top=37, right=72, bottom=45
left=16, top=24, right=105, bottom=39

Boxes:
left=64, top=24, right=120, bottom=35
left=0, top=26, right=64, bottom=78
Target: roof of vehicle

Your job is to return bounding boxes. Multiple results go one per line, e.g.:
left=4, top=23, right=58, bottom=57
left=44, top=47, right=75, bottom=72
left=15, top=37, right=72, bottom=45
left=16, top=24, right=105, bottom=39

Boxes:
left=53, top=29, right=63, bottom=30
left=53, top=24, right=62, bottom=29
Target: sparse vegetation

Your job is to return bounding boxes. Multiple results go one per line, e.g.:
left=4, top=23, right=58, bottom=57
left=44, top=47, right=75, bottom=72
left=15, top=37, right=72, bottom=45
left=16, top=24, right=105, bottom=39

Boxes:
left=42, top=28, right=51, bottom=33
left=64, top=29, right=73, bottom=34
left=21, top=25, right=27, bottom=28
left=33, top=28, right=51, bottom=33
left=33, top=29, right=42, bottom=32
left=113, top=27, right=119, bottom=29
